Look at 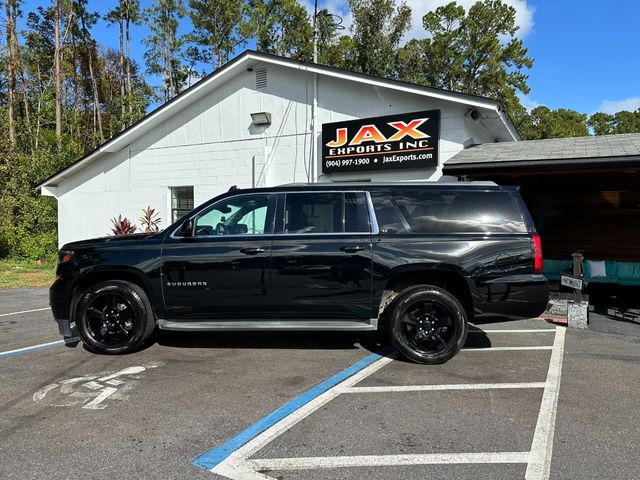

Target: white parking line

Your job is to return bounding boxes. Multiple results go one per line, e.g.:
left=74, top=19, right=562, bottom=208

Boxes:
left=247, top=452, right=531, bottom=471
left=207, top=327, right=566, bottom=480
left=526, top=327, right=566, bottom=480
left=0, top=307, right=49, bottom=317
left=469, top=329, right=556, bottom=333
left=339, top=382, right=546, bottom=393
left=463, top=346, right=553, bottom=351
left=211, top=355, right=395, bottom=479
left=0, top=340, right=64, bottom=359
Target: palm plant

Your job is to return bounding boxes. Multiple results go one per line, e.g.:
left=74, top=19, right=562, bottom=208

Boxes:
left=139, top=206, right=161, bottom=232
left=110, top=215, right=137, bottom=235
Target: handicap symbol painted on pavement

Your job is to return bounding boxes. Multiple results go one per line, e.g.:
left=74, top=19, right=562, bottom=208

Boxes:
left=33, top=361, right=163, bottom=410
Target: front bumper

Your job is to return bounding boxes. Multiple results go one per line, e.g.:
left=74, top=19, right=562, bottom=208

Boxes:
left=50, top=276, right=78, bottom=339
left=55, top=318, right=78, bottom=339
left=50, top=276, right=70, bottom=318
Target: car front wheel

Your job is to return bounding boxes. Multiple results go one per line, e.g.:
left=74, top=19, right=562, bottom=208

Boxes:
left=387, top=286, right=468, bottom=364
left=75, top=280, right=155, bottom=354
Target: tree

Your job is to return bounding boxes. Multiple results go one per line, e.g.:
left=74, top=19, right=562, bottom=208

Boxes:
left=314, top=8, right=356, bottom=66
left=123, top=1, right=141, bottom=114
left=73, top=0, right=104, bottom=142
left=610, top=110, right=640, bottom=133
left=395, top=39, right=424, bottom=85
left=247, top=0, right=313, bottom=60
left=588, top=109, right=640, bottom=135
left=518, top=106, right=588, bottom=140
left=347, top=0, right=411, bottom=77
left=105, top=1, right=141, bottom=120
left=187, top=0, right=246, bottom=69
left=104, top=3, right=126, bottom=117
left=53, top=0, right=63, bottom=140
left=1, top=0, right=152, bottom=261
left=396, top=0, right=532, bottom=119
left=587, top=112, right=614, bottom=136
left=143, top=0, right=186, bottom=101
left=5, top=0, right=19, bottom=149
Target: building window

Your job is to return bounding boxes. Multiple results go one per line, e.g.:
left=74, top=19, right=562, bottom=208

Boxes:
left=171, top=186, right=194, bottom=223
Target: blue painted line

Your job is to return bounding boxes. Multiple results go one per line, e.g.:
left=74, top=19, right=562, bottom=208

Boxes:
left=0, top=340, right=67, bottom=360
left=192, top=346, right=393, bottom=470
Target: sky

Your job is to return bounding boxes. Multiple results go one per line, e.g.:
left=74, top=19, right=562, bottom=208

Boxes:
left=17, top=0, right=640, bottom=115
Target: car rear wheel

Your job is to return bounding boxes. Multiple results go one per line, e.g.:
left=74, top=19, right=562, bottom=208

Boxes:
left=387, top=286, right=467, bottom=364
left=76, top=280, right=155, bottom=354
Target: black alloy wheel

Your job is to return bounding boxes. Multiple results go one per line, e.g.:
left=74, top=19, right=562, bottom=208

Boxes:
left=76, top=281, right=155, bottom=354
left=85, top=293, right=137, bottom=348
left=387, top=286, right=468, bottom=364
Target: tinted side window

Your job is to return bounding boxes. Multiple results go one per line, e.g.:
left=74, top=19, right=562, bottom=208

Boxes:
left=345, top=192, right=370, bottom=233
left=393, top=189, right=526, bottom=233
left=371, top=189, right=526, bottom=234
left=195, top=194, right=269, bottom=236
left=283, top=192, right=370, bottom=234
left=370, top=191, right=409, bottom=234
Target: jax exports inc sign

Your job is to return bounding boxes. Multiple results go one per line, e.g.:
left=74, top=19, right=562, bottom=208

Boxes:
left=322, top=110, right=440, bottom=173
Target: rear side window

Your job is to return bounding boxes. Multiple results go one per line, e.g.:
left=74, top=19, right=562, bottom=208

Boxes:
left=283, top=192, right=370, bottom=234
left=371, top=189, right=526, bottom=234
left=344, top=192, right=370, bottom=233
left=370, top=192, right=409, bottom=234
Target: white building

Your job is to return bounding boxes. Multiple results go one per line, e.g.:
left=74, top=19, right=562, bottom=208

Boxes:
left=38, top=50, right=519, bottom=247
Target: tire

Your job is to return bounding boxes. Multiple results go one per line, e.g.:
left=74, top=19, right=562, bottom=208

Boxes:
left=386, top=285, right=468, bottom=364
left=75, top=280, right=156, bottom=354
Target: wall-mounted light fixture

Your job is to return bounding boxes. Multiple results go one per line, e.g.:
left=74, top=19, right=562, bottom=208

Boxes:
left=250, top=111, right=272, bottom=126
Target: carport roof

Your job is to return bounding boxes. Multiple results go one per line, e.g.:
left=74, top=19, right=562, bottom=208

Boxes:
left=444, top=132, right=640, bottom=174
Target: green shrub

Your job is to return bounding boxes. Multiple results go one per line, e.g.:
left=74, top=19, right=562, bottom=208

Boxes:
left=0, top=148, right=62, bottom=261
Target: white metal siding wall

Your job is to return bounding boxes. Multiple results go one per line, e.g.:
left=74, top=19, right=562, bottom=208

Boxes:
left=56, top=148, right=133, bottom=245
left=464, top=115, right=500, bottom=146
left=54, top=63, right=498, bottom=246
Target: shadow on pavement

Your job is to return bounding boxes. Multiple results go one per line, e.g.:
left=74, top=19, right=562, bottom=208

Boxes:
left=155, top=329, right=364, bottom=351
left=152, top=326, right=492, bottom=357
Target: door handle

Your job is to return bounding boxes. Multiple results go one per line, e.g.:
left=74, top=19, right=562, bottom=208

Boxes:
left=240, top=248, right=266, bottom=255
left=339, top=246, right=365, bottom=253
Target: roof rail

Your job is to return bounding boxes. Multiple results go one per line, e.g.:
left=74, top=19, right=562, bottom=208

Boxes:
left=276, top=180, right=498, bottom=187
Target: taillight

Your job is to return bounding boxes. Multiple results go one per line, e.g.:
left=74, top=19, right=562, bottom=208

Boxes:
left=532, top=234, right=543, bottom=273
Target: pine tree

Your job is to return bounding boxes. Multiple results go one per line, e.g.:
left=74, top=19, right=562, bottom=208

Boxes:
left=347, top=0, right=411, bottom=77
left=5, top=0, right=18, bottom=149
left=143, top=0, right=186, bottom=101
left=123, top=1, right=141, bottom=115
left=395, top=0, right=533, bottom=120
left=187, top=0, right=246, bottom=70
left=73, top=0, right=103, bottom=142
left=104, top=2, right=126, bottom=117
left=53, top=0, right=63, bottom=140
left=247, top=0, right=313, bottom=59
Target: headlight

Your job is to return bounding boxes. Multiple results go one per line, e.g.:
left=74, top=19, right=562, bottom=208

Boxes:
left=58, top=250, right=74, bottom=265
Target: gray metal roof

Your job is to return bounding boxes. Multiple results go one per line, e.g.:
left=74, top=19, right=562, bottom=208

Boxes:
left=445, top=133, right=640, bottom=171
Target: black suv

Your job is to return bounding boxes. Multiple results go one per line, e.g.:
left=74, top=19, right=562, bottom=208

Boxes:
left=50, top=182, right=548, bottom=364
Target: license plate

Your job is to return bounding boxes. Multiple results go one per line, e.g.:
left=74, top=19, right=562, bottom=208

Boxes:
left=560, top=273, right=583, bottom=290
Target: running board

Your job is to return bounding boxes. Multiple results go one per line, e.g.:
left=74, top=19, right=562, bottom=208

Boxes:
left=156, top=319, right=378, bottom=332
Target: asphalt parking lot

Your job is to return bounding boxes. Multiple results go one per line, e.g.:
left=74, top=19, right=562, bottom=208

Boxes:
left=1, top=288, right=639, bottom=480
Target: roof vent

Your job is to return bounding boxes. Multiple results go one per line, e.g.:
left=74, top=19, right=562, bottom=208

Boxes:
left=255, top=67, right=267, bottom=89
